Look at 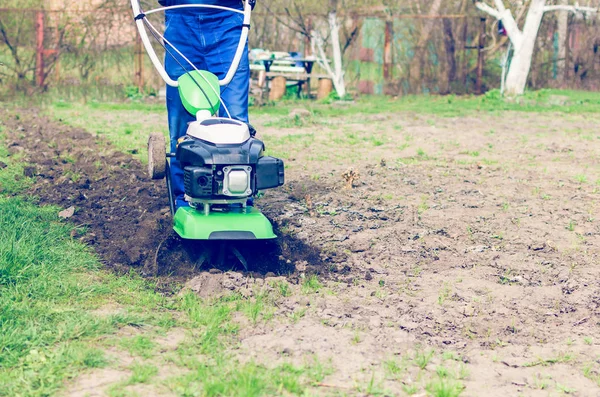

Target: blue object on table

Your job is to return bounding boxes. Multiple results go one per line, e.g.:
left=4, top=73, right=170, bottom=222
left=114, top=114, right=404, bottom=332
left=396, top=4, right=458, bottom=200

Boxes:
left=289, top=51, right=304, bottom=68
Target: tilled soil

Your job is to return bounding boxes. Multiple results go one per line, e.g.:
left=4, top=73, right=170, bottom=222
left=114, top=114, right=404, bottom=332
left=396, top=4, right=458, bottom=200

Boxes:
left=3, top=106, right=600, bottom=395
left=1, top=108, right=323, bottom=284
left=3, top=108, right=173, bottom=276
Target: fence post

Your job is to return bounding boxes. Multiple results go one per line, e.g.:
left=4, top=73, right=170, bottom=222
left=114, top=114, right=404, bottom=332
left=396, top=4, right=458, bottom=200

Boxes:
left=564, top=18, right=571, bottom=83
left=35, top=11, right=45, bottom=87
left=304, top=17, right=312, bottom=96
left=476, top=17, right=486, bottom=94
left=135, top=34, right=144, bottom=93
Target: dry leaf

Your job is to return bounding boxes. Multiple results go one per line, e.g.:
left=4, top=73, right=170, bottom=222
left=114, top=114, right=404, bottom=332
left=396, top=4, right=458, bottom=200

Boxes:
left=342, top=168, right=360, bottom=189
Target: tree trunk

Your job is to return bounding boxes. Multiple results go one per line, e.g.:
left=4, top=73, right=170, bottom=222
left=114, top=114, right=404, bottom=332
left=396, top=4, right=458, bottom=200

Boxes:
left=442, top=18, right=457, bottom=86
left=458, top=17, right=469, bottom=87
left=311, top=11, right=346, bottom=99
left=457, top=0, right=469, bottom=87
left=556, top=0, right=569, bottom=85
left=504, top=0, right=546, bottom=96
left=408, top=0, right=443, bottom=92
left=329, top=11, right=345, bottom=97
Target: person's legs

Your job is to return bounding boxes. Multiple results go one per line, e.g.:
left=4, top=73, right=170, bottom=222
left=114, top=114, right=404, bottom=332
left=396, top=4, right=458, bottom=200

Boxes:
left=200, top=9, right=250, bottom=123
left=163, top=8, right=250, bottom=209
left=164, top=13, right=207, bottom=209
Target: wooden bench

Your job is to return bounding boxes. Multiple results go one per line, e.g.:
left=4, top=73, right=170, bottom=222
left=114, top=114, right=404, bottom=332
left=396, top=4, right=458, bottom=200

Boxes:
left=250, top=63, right=332, bottom=100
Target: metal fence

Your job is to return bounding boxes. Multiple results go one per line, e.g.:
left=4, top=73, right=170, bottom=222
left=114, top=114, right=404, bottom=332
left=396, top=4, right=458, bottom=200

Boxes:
left=250, top=12, right=489, bottom=95
left=1, top=6, right=599, bottom=100
left=252, top=11, right=600, bottom=95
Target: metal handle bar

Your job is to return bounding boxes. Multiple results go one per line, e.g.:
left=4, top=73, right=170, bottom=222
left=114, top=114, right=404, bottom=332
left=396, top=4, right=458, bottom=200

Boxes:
left=130, top=0, right=251, bottom=87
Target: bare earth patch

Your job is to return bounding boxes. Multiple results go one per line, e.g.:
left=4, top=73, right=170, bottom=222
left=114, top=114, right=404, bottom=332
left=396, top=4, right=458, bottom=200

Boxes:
left=61, top=328, right=187, bottom=396
left=4, top=106, right=600, bottom=395
left=65, top=368, right=132, bottom=397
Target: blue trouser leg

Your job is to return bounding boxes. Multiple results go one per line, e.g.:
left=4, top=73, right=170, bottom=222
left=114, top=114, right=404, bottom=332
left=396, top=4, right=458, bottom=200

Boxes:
left=166, top=86, right=195, bottom=209
left=200, top=11, right=249, bottom=122
left=164, top=8, right=249, bottom=209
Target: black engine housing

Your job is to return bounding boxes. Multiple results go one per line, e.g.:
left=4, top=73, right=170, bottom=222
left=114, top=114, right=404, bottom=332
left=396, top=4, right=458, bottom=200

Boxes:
left=177, top=136, right=284, bottom=199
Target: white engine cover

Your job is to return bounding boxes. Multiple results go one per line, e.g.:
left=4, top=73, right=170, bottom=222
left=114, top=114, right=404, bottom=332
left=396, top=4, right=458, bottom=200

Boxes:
left=186, top=118, right=250, bottom=145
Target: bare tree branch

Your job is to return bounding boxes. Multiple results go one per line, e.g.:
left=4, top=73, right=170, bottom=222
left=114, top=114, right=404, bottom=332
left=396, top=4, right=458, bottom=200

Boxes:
left=0, top=17, right=21, bottom=70
left=342, top=25, right=358, bottom=54
left=261, top=2, right=309, bottom=36
left=475, top=1, right=523, bottom=47
left=292, top=1, right=310, bottom=36
left=543, top=5, right=597, bottom=13
left=475, top=2, right=500, bottom=19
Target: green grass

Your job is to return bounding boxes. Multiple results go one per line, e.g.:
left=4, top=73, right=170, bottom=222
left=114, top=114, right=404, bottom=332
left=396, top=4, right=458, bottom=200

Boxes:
left=43, top=88, right=600, bottom=175
left=426, top=378, right=464, bottom=397
left=378, top=350, right=470, bottom=396
left=0, top=194, right=173, bottom=396
left=161, top=293, right=330, bottom=396
left=47, top=89, right=600, bottom=142
left=289, top=307, right=307, bottom=323
left=128, top=362, right=159, bottom=384
left=165, top=357, right=330, bottom=397
left=524, top=352, right=574, bottom=367
left=47, top=102, right=169, bottom=162
left=0, top=129, right=33, bottom=195
left=384, top=359, right=405, bottom=379
left=266, top=132, right=315, bottom=145
left=119, top=336, right=156, bottom=359
left=271, top=279, right=292, bottom=298
left=0, top=194, right=329, bottom=396
left=301, top=274, right=323, bottom=294
left=237, top=291, right=277, bottom=325
left=248, top=89, right=600, bottom=118
left=414, top=349, right=435, bottom=370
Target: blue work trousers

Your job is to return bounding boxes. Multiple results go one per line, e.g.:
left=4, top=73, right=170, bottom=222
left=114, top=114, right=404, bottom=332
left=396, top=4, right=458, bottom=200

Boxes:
left=164, top=6, right=249, bottom=208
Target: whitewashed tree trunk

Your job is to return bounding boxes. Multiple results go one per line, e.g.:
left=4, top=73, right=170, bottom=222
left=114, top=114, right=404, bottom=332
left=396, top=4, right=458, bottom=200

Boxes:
left=476, top=0, right=597, bottom=96
left=311, top=10, right=346, bottom=98
left=504, top=0, right=546, bottom=96
left=328, top=11, right=346, bottom=98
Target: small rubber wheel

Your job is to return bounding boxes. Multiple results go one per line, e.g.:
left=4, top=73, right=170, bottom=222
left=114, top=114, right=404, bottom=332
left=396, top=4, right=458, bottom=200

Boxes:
left=148, top=132, right=167, bottom=180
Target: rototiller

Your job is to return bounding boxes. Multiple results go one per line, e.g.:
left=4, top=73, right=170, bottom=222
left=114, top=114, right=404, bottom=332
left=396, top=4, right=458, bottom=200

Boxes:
left=130, top=0, right=284, bottom=242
